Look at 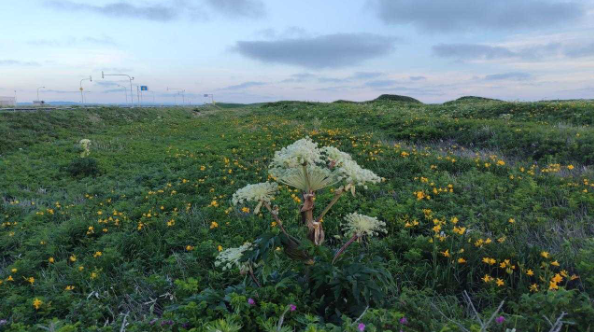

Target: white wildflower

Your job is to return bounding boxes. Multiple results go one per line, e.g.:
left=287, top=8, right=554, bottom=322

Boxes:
left=270, top=165, right=338, bottom=192
left=232, top=182, right=279, bottom=214
left=270, top=137, right=322, bottom=168
left=321, top=146, right=352, bottom=166
left=214, top=242, right=252, bottom=272
left=342, top=212, right=387, bottom=237
left=79, top=139, right=91, bottom=157
left=336, top=159, right=381, bottom=194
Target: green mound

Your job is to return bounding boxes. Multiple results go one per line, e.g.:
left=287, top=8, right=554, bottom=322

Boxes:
left=444, top=96, right=502, bottom=104
left=373, top=94, right=422, bottom=103
left=331, top=99, right=360, bottom=104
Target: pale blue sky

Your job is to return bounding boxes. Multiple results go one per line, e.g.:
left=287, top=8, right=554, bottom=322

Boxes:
left=1, top=0, right=594, bottom=104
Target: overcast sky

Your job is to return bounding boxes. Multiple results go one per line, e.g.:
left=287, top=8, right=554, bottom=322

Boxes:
left=1, top=0, right=594, bottom=104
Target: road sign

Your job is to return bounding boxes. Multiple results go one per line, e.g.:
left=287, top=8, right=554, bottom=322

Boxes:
left=141, top=86, right=148, bottom=91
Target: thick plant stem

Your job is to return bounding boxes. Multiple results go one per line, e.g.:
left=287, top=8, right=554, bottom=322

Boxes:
left=332, top=234, right=358, bottom=264
left=302, top=192, right=324, bottom=245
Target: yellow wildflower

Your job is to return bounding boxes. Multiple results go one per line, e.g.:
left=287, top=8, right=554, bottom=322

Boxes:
left=33, top=298, right=43, bottom=310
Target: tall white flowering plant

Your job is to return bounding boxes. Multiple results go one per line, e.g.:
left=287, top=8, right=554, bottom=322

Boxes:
left=223, top=137, right=386, bottom=268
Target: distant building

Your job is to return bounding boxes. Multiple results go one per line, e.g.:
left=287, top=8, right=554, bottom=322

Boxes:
left=33, top=100, right=46, bottom=106
left=0, top=96, right=16, bottom=107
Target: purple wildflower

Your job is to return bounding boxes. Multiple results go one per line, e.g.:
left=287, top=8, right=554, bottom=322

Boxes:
left=496, top=316, right=505, bottom=324
left=289, top=304, right=297, bottom=312
left=358, top=323, right=366, bottom=331
left=248, top=298, right=255, bottom=305
left=399, top=317, right=408, bottom=325
left=0, top=319, right=7, bottom=326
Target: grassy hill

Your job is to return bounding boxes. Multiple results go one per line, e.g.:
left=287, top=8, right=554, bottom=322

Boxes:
left=444, top=96, right=503, bottom=104
left=373, top=94, right=423, bottom=103
left=1, top=101, right=593, bottom=331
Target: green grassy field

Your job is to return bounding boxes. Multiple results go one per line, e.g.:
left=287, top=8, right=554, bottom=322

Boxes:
left=1, top=98, right=593, bottom=331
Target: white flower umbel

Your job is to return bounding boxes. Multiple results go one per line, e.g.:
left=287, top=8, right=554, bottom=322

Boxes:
left=337, top=159, right=381, bottom=195
left=321, top=146, right=352, bottom=166
left=232, top=182, right=279, bottom=214
left=79, top=139, right=91, bottom=158
left=214, top=242, right=252, bottom=272
left=270, top=137, right=322, bottom=168
left=342, top=212, right=387, bottom=238
left=270, top=165, right=338, bottom=192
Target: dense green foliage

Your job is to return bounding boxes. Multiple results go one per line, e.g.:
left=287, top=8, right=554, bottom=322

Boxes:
left=1, top=99, right=593, bottom=331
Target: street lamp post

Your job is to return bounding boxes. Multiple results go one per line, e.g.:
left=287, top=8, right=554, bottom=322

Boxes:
left=37, top=86, right=46, bottom=104
left=79, top=76, right=92, bottom=106
left=102, top=71, right=134, bottom=107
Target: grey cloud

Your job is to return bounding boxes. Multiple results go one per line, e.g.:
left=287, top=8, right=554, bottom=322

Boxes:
left=565, top=43, right=594, bottom=57
left=410, top=76, right=427, bottom=81
left=364, top=80, right=399, bottom=88
left=280, top=73, right=316, bottom=83
left=433, top=42, right=591, bottom=61
left=0, top=59, right=40, bottom=66
left=256, top=27, right=308, bottom=39
left=205, top=0, right=264, bottom=18
left=371, top=0, right=584, bottom=32
left=45, top=89, right=78, bottom=94
left=351, top=71, right=383, bottom=79
left=484, top=72, right=532, bottom=81
left=94, top=81, right=127, bottom=88
left=220, top=81, right=267, bottom=90
left=45, top=1, right=178, bottom=21
left=318, top=77, right=345, bottom=83
left=433, top=44, right=517, bottom=60
left=235, top=33, right=397, bottom=69
left=45, top=0, right=264, bottom=21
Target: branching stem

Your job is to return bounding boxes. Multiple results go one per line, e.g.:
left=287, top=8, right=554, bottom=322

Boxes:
left=332, top=234, right=358, bottom=264
left=315, top=189, right=344, bottom=223
left=264, top=202, right=298, bottom=243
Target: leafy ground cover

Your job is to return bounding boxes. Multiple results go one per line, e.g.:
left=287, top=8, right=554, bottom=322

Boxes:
left=0, top=99, right=593, bottom=331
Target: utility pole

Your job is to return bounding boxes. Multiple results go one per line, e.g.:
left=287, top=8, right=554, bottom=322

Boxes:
left=80, top=76, right=92, bottom=106
left=102, top=71, right=134, bottom=107
left=37, top=86, right=45, bottom=104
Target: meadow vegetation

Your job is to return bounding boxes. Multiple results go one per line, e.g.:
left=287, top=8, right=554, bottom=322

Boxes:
left=1, top=98, right=593, bottom=331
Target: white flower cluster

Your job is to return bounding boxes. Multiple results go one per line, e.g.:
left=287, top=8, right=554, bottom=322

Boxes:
left=267, top=138, right=381, bottom=193
left=232, top=182, right=278, bottom=205
left=270, top=137, right=322, bottom=168
left=321, top=146, right=352, bottom=166
left=232, top=182, right=279, bottom=213
left=79, top=139, right=91, bottom=157
left=214, top=242, right=253, bottom=272
left=342, top=212, right=387, bottom=237
left=336, top=159, right=381, bottom=192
